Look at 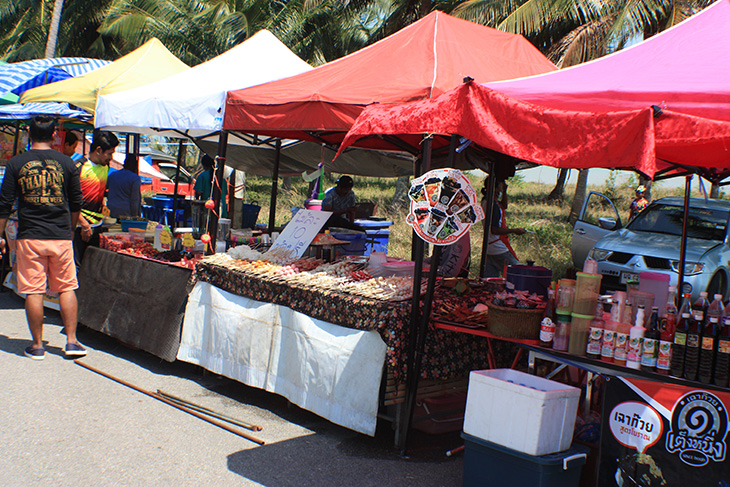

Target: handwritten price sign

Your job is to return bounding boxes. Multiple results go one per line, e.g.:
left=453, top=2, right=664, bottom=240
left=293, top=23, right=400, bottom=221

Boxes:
left=266, top=209, right=332, bottom=259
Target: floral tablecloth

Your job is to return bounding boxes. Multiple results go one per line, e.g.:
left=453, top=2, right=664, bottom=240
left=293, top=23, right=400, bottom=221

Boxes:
left=196, top=261, right=497, bottom=383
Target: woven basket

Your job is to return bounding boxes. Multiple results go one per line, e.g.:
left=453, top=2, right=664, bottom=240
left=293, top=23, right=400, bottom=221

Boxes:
left=487, top=304, right=543, bottom=340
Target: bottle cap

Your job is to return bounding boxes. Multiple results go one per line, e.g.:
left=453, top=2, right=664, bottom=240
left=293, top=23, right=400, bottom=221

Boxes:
left=715, top=294, right=723, bottom=300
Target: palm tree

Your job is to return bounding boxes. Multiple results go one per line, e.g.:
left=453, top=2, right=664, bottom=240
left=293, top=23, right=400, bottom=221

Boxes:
left=0, top=0, right=117, bottom=61
left=45, top=0, right=64, bottom=58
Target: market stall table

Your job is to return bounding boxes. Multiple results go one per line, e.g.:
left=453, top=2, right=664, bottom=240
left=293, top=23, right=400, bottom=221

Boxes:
left=434, top=321, right=539, bottom=370
left=520, top=343, right=730, bottom=486
left=177, top=259, right=492, bottom=436
left=77, top=246, right=194, bottom=361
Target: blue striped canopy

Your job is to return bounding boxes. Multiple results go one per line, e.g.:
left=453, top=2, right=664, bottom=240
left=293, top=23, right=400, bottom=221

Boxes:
left=0, top=57, right=110, bottom=96
left=0, top=102, right=91, bottom=121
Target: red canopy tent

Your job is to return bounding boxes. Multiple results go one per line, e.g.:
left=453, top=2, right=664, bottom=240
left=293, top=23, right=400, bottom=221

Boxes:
left=223, top=10, right=557, bottom=145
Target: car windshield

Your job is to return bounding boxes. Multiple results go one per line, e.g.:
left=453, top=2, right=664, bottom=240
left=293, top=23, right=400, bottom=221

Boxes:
left=627, top=203, right=728, bottom=241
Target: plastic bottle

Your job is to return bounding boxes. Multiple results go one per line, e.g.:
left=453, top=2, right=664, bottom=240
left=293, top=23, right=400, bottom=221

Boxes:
left=657, top=286, right=677, bottom=375
left=699, top=294, right=723, bottom=383
left=553, top=313, right=571, bottom=352
left=586, top=300, right=605, bottom=359
left=600, top=307, right=617, bottom=363
left=671, top=293, right=692, bottom=378
left=154, top=224, right=163, bottom=251
left=539, top=289, right=557, bottom=348
left=714, top=300, right=730, bottom=387
left=627, top=305, right=646, bottom=370
left=684, top=292, right=708, bottom=381
left=640, top=307, right=660, bottom=372
left=614, top=300, right=631, bottom=366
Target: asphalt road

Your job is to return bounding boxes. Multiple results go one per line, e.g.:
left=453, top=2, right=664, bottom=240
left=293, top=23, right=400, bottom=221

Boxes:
left=0, top=290, right=463, bottom=486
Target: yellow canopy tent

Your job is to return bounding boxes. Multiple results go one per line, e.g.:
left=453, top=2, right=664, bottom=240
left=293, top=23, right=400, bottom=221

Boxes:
left=20, top=38, right=189, bottom=114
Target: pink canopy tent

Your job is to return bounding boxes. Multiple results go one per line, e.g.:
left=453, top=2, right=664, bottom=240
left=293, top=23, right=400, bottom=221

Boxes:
left=484, top=0, right=730, bottom=121
left=223, top=10, right=557, bottom=145
left=338, top=0, right=730, bottom=179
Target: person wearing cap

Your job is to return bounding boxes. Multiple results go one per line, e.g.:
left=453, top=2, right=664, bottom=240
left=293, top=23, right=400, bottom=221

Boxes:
left=629, top=185, right=649, bottom=220
left=321, top=175, right=364, bottom=232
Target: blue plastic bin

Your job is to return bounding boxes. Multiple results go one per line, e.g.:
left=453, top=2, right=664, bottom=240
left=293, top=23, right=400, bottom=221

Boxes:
left=355, top=219, right=393, bottom=230
left=333, top=233, right=366, bottom=257
left=461, top=433, right=588, bottom=487
left=151, top=195, right=174, bottom=209
left=241, top=202, right=261, bottom=229
left=355, top=219, right=393, bottom=256
left=364, top=229, right=390, bottom=255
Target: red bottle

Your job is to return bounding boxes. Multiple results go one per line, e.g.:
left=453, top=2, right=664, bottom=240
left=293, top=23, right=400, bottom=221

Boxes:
left=657, top=287, right=677, bottom=375
left=539, top=289, right=556, bottom=348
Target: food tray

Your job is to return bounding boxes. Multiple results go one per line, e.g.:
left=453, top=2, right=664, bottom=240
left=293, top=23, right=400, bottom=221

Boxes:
left=486, top=304, right=543, bottom=340
left=120, top=219, right=148, bottom=232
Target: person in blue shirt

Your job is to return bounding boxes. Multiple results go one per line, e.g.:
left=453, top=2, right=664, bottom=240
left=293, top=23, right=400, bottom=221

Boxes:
left=321, top=175, right=363, bottom=232
left=194, top=155, right=227, bottom=218
left=106, top=153, right=141, bottom=218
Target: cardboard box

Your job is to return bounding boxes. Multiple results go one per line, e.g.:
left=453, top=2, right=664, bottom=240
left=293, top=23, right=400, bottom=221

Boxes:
left=463, top=369, right=580, bottom=455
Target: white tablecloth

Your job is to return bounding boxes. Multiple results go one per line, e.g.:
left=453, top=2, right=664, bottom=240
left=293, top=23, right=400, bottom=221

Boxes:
left=177, top=282, right=387, bottom=435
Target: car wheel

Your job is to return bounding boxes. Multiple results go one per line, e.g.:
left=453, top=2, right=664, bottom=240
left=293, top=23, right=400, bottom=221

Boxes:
left=707, top=272, right=727, bottom=298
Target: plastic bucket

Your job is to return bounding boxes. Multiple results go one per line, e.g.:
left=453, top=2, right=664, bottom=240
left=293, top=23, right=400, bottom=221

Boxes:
left=506, top=264, right=552, bottom=297
left=241, top=201, right=261, bottom=229
left=304, top=199, right=323, bottom=211
left=191, top=200, right=207, bottom=238
left=573, top=272, right=602, bottom=315
left=639, top=271, right=669, bottom=316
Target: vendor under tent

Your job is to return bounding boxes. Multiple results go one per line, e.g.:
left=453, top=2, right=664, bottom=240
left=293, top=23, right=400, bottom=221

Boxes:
left=19, top=38, right=189, bottom=114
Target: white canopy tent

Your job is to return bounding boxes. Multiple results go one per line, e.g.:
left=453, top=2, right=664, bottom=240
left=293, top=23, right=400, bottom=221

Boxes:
left=95, top=30, right=312, bottom=137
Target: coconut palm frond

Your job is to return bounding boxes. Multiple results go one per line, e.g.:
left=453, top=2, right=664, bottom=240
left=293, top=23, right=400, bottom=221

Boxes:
left=548, top=19, right=610, bottom=67
left=604, top=0, right=667, bottom=47
left=451, top=0, right=525, bottom=27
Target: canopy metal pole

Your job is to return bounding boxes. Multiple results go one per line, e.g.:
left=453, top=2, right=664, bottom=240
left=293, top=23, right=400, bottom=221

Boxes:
left=399, top=245, right=441, bottom=456
left=228, top=170, right=236, bottom=229
left=397, top=136, right=432, bottom=454
left=172, top=139, right=184, bottom=231
left=268, top=139, right=282, bottom=233
left=479, top=160, right=496, bottom=277
left=207, top=130, right=228, bottom=254
left=677, top=175, right=692, bottom=295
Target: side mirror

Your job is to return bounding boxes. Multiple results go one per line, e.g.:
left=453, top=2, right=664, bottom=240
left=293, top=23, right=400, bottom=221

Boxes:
left=598, top=217, right=618, bottom=230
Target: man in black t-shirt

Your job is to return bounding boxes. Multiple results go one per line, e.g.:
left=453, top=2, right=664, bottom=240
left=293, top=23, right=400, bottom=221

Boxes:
left=0, top=116, right=86, bottom=360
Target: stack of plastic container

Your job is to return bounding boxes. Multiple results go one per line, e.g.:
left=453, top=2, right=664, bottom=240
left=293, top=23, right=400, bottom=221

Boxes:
left=570, top=272, right=602, bottom=355
left=462, top=369, right=588, bottom=487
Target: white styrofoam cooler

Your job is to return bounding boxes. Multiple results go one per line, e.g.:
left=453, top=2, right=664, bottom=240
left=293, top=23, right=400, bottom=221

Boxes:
left=463, top=369, right=580, bottom=456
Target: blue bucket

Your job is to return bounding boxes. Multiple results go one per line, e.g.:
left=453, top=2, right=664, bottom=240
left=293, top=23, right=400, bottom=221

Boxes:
left=241, top=201, right=261, bottom=229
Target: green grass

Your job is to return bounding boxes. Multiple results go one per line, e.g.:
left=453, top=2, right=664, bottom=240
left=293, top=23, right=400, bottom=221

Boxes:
left=239, top=171, right=706, bottom=281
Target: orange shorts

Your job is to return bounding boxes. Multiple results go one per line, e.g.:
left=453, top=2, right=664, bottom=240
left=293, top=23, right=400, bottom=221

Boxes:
left=15, top=239, right=78, bottom=294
